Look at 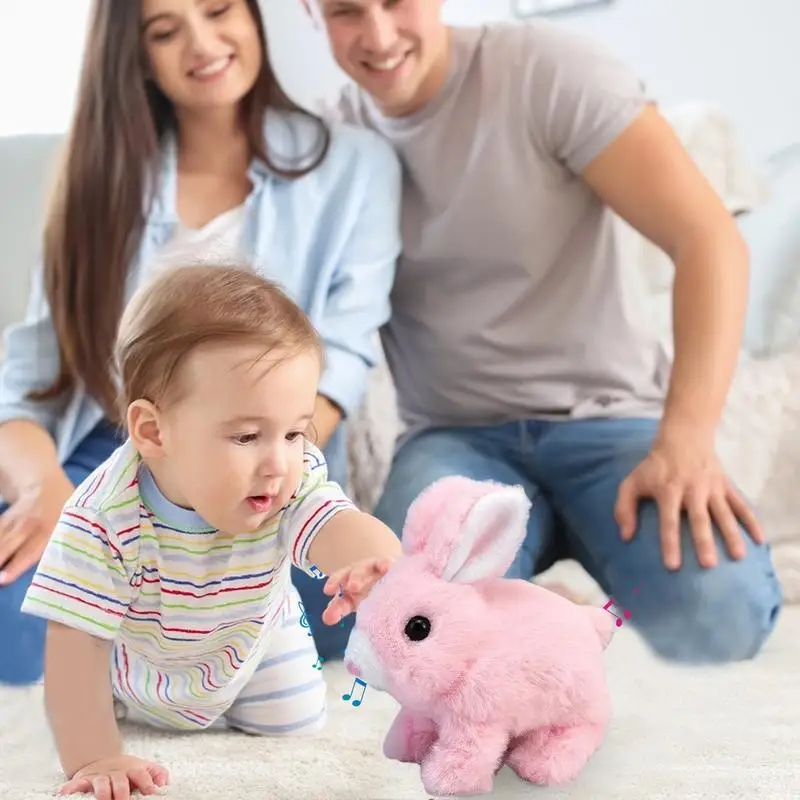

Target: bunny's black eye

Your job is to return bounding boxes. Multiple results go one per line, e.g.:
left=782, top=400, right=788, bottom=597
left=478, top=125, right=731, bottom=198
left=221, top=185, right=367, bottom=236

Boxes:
left=404, top=615, right=431, bottom=642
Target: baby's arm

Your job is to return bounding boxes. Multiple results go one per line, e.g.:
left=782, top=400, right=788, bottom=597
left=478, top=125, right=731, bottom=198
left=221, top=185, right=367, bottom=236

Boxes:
left=45, top=623, right=121, bottom=776
left=21, top=502, right=167, bottom=796
left=307, top=508, right=402, bottom=575
left=307, top=509, right=401, bottom=623
left=280, top=442, right=401, bottom=578
left=46, top=625, right=168, bottom=797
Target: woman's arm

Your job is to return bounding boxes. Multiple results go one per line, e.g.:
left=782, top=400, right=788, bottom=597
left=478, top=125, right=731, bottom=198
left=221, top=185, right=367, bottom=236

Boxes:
left=45, top=623, right=123, bottom=777
left=581, top=104, right=748, bottom=443
left=0, top=419, right=69, bottom=503
left=309, top=394, right=342, bottom=449
left=0, top=262, right=66, bottom=498
left=0, top=420, right=73, bottom=583
left=0, top=262, right=74, bottom=581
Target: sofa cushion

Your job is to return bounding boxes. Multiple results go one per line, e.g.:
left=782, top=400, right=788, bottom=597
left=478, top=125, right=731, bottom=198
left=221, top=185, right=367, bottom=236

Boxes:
left=740, top=150, right=800, bottom=357
left=0, top=134, right=63, bottom=331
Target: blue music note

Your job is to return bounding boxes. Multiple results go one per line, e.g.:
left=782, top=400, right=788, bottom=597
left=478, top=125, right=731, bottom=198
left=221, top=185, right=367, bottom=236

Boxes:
left=342, top=677, right=368, bottom=707
left=298, top=601, right=312, bottom=636
left=309, top=564, right=325, bottom=580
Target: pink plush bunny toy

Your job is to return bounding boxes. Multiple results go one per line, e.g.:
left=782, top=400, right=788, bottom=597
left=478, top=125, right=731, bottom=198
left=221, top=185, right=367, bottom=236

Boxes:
left=343, top=476, right=617, bottom=797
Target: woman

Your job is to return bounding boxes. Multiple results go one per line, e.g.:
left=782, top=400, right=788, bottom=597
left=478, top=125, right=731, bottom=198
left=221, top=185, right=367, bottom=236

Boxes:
left=0, top=0, right=401, bottom=684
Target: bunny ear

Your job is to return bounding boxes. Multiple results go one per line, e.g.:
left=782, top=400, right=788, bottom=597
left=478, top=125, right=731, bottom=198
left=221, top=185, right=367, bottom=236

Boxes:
left=402, top=476, right=531, bottom=583
left=441, top=485, right=531, bottom=583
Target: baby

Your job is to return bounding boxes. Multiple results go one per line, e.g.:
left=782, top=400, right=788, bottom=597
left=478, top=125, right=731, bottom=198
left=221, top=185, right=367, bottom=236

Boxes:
left=22, top=265, right=402, bottom=800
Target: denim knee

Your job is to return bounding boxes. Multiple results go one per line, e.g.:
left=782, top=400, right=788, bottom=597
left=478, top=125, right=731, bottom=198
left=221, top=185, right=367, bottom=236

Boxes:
left=635, top=548, right=782, bottom=665
left=0, top=564, right=46, bottom=685
left=373, top=426, right=533, bottom=539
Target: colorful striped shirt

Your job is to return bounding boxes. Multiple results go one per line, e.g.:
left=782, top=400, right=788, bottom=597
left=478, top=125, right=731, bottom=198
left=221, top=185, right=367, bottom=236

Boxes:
left=22, top=437, right=355, bottom=730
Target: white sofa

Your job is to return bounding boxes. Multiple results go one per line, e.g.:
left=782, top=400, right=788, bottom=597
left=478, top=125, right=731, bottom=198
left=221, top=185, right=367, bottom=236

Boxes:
left=1, top=106, right=798, bottom=601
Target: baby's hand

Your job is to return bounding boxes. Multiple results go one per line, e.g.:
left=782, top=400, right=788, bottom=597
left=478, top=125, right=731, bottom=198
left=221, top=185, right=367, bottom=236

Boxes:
left=321, top=557, right=393, bottom=625
left=58, top=755, right=168, bottom=800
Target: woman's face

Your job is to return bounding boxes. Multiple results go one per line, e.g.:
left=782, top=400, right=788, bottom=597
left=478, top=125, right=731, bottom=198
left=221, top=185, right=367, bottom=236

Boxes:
left=140, top=0, right=263, bottom=114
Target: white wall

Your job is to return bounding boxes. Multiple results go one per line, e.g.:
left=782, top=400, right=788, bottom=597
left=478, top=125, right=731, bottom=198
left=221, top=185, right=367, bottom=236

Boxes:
left=267, top=0, right=799, bottom=163
left=2, top=0, right=797, bottom=163
left=0, top=1, right=92, bottom=136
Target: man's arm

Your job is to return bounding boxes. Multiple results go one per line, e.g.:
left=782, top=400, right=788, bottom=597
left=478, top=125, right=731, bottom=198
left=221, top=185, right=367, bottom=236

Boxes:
left=582, top=104, right=748, bottom=445
left=581, top=104, right=761, bottom=566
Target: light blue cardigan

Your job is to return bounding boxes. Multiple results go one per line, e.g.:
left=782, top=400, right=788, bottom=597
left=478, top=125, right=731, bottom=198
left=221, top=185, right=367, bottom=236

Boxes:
left=0, top=110, right=402, bottom=464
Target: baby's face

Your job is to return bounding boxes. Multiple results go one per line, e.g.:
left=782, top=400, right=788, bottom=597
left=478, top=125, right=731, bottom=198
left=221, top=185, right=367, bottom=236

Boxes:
left=156, top=343, right=321, bottom=533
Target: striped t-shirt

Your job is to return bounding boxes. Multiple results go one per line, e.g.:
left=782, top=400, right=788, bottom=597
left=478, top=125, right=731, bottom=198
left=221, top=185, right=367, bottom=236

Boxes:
left=22, top=437, right=355, bottom=730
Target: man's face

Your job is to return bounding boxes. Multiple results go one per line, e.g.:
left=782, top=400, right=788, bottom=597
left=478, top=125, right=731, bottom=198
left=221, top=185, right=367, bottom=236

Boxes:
left=318, top=0, right=448, bottom=117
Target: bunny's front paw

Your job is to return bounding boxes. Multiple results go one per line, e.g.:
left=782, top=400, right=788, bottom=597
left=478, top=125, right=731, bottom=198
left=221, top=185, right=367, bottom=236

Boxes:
left=384, top=709, right=437, bottom=763
left=421, top=750, right=494, bottom=797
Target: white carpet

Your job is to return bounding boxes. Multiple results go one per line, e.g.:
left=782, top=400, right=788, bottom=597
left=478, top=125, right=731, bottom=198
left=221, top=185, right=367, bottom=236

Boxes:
left=2, top=605, right=798, bottom=800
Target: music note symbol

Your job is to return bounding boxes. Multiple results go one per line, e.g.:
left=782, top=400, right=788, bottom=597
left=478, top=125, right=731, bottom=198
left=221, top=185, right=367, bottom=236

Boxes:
left=342, top=677, right=368, bottom=707
left=298, top=601, right=312, bottom=637
left=312, top=656, right=325, bottom=670
left=603, top=598, right=631, bottom=627
left=309, top=564, right=325, bottom=580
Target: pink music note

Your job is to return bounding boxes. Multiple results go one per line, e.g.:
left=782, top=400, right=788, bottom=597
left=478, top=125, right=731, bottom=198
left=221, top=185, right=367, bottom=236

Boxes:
left=602, top=598, right=631, bottom=627
left=342, top=677, right=368, bottom=707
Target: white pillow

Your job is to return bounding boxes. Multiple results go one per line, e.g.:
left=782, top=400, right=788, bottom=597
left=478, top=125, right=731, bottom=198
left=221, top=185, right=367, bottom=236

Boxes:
left=740, top=169, right=800, bottom=358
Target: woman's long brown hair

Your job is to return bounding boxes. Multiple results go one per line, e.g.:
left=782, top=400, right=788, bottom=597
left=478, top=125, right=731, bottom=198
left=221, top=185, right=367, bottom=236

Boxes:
left=32, top=0, right=329, bottom=423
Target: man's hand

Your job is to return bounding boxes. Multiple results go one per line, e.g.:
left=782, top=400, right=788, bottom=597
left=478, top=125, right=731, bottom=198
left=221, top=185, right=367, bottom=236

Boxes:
left=0, top=472, right=73, bottom=584
left=321, top=557, right=394, bottom=625
left=58, top=755, right=168, bottom=800
left=615, top=433, right=764, bottom=570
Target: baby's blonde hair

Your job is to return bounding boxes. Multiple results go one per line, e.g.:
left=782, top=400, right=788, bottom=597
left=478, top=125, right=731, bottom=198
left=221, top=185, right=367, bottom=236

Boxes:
left=114, top=264, right=323, bottom=418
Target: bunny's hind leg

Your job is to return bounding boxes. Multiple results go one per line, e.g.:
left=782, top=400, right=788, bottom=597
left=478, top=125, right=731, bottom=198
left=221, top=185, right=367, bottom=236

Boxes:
left=505, top=722, right=607, bottom=786
left=383, top=708, right=438, bottom=763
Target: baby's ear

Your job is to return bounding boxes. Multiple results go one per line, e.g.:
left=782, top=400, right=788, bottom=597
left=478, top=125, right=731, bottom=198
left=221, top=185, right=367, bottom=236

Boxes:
left=127, top=399, right=165, bottom=460
left=441, top=485, right=531, bottom=583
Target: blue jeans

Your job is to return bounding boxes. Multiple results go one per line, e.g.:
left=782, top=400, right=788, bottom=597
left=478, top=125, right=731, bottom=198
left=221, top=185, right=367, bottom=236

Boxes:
left=291, top=424, right=354, bottom=661
left=374, top=418, right=782, bottom=664
left=0, top=419, right=123, bottom=685
left=0, top=423, right=353, bottom=685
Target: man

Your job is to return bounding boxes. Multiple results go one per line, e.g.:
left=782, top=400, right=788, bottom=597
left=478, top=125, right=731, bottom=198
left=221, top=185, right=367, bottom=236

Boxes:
left=310, top=0, right=781, bottom=663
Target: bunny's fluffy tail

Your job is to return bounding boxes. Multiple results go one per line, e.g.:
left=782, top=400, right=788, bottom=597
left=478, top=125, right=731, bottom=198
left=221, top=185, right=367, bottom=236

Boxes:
left=584, top=607, right=617, bottom=650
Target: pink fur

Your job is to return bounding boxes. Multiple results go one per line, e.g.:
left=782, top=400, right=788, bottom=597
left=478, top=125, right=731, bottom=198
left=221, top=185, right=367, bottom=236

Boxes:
left=344, top=477, right=615, bottom=797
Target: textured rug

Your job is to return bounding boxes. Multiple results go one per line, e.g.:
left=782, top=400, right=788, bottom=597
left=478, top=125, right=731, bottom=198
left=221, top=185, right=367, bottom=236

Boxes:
left=2, top=601, right=798, bottom=800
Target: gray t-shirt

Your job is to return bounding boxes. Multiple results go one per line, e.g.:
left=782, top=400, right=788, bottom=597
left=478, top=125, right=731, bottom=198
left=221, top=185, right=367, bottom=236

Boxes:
left=338, top=22, right=670, bottom=438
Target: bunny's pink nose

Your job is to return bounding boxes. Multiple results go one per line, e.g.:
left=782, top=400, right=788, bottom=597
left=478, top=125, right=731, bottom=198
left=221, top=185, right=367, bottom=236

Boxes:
left=344, top=659, right=360, bottom=677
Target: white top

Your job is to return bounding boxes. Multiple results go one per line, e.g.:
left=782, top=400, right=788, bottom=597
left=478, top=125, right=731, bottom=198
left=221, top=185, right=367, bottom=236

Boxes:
left=148, top=203, right=249, bottom=275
